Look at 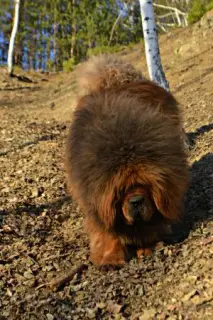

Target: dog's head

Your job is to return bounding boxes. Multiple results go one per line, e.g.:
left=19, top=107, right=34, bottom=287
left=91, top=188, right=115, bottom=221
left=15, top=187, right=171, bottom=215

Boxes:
left=97, top=164, right=188, bottom=230
left=121, top=185, right=155, bottom=225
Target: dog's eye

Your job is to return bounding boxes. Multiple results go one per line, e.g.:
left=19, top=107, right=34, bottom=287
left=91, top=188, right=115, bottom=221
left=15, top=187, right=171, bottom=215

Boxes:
left=129, top=195, right=144, bottom=207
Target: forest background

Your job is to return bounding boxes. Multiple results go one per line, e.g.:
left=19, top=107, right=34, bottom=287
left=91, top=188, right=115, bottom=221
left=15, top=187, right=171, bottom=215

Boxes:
left=0, top=0, right=213, bottom=72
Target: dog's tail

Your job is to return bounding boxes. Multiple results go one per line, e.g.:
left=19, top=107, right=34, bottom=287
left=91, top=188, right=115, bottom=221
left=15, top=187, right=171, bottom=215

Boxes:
left=76, top=54, right=144, bottom=96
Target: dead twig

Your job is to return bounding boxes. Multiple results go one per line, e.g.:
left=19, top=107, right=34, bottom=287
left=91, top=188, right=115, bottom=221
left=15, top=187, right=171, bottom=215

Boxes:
left=42, top=253, right=71, bottom=262
left=48, top=263, right=88, bottom=292
left=35, top=283, right=46, bottom=291
left=10, top=73, right=36, bottom=83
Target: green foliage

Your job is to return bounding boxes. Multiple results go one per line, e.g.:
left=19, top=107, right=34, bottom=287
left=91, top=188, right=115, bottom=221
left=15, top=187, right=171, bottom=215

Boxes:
left=5, top=0, right=213, bottom=72
left=1, top=0, right=143, bottom=71
left=188, top=0, right=213, bottom=24
left=63, top=57, right=77, bottom=72
left=87, top=41, right=139, bottom=58
left=206, top=0, right=213, bottom=10
left=46, top=59, right=56, bottom=72
left=87, top=45, right=126, bottom=57
left=188, top=0, right=206, bottom=24
left=13, top=65, right=24, bottom=73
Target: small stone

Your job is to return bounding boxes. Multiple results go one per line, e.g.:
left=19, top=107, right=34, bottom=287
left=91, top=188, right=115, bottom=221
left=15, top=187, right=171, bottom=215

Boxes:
left=167, top=304, right=176, bottom=311
left=46, top=314, right=54, bottom=320
left=139, top=308, right=156, bottom=320
left=185, top=275, right=197, bottom=284
left=182, top=289, right=198, bottom=302
left=86, top=308, right=96, bottom=319
left=1, top=187, right=10, bottom=193
left=6, top=288, right=12, bottom=297
left=23, top=271, right=34, bottom=279
left=23, top=279, right=36, bottom=287
left=107, top=301, right=123, bottom=314
left=96, top=302, right=106, bottom=309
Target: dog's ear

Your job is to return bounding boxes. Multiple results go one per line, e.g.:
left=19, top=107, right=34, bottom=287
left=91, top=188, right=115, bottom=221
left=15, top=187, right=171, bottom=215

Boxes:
left=97, top=186, right=116, bottom=230
left=152, top=177, right=187, bottom=221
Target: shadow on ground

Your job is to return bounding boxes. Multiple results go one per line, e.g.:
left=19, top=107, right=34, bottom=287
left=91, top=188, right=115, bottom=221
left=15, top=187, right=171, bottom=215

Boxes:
left=187, top=123, right=213, bottom=148
left=166, top=152, right=213, bottom=244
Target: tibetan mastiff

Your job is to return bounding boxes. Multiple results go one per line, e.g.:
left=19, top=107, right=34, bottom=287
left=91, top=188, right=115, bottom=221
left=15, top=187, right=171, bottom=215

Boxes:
left=66, top=55, right=188, bottom=267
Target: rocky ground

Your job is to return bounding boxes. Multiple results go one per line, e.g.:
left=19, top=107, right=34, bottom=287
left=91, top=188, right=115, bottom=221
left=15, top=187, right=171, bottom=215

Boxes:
left=0, top=14, right=213, bottom=320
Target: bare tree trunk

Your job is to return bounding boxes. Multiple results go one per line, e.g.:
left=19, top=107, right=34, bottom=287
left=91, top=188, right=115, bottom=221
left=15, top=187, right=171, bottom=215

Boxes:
left=139, top=0, right=190, bottom=149
left=53, top=22, right=57, bottom=71
left=109, top=12, right=122, bottom=46
left=139, top=0, right=169, bottom=91
left=70, top=0, right=76, bottom=58
left=8, top=0, right=21, bottom=76
left=52, top=0, right=57, bottom=72
left=70, top=24, right=76, bottom=58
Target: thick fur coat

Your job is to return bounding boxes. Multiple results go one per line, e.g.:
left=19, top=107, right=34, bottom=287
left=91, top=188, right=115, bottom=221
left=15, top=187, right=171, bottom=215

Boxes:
left=66, top=55, right=189, bottom=266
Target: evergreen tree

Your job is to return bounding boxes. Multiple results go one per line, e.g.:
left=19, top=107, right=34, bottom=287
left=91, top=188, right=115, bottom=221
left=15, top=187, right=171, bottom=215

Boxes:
left=0, top=0, right=157, bottom=71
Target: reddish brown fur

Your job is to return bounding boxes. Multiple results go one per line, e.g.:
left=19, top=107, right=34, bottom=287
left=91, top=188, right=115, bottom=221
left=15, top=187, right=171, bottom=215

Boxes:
left=85, top=217, right=127, bottom=266
left=112, top=80, right=179, bottom=117
left=66, top=54, right=189, bottom=267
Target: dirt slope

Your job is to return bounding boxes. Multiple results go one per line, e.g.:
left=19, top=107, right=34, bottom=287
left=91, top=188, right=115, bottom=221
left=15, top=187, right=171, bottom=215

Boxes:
left=0, top=14, right=213, bottom=320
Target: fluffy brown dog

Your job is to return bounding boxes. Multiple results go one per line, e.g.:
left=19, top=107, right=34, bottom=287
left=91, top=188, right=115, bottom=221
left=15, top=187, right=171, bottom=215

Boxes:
left=66, top=55, right=189, bottom=267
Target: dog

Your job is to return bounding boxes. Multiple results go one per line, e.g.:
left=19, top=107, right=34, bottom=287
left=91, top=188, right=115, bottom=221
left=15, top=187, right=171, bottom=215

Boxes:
left=66, top=55, right=189, bottom=267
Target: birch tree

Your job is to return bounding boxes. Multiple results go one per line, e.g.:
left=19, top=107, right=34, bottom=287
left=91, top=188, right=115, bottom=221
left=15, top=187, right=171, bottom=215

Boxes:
left=139, top=0, right=190, bottom=149
left=139, top=0, right=169, bottom=91
left=8, top=0, right=21, bottom=76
